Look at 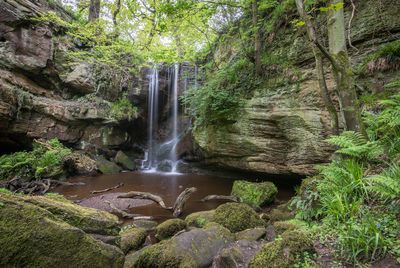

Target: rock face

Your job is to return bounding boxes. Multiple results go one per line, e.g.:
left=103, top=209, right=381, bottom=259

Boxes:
left=132, top=225, right=235, bottom=268
left=0, top=0, right=147, bottom=155
left=0, top=193, right=124, bottom=267
left=193, top=0, right=400, bottom=176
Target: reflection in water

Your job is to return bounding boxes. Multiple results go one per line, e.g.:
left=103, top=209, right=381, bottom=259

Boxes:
left=52, top=171, right=295, bottom=225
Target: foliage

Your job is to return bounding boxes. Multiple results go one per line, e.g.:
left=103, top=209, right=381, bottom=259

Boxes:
left=316, top=159, right=369, bottom=222
left=0, top=138, right=73, bottom=181
left=358, top=41, right=400, bottom=73
left=110, top=97, right=137, bottom=121
left=367, top=163, right=400, bottom=203
left=325, top=131, right=383, bottom=161
left=183, top=56, right=259, bottom=129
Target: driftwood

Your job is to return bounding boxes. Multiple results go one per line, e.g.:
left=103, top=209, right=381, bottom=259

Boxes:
left=172, top=187, right=197, bottom=217
left=201, top=195, right=239, bottom=203
left=91, top=183, right=124, bottom=194
left=48, top=180, right=86, bottom=186
left=118, top=191, right=173, bottom=210
left=4, top=177, right=84, bottom=195
left=104, top=200, right=154, bottom=220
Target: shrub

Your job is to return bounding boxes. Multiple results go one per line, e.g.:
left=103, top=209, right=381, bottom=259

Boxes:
left=110, top=98, right=137, bottom=121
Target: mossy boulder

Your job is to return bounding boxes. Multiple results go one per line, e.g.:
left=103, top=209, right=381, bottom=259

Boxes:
left=269, top=202, right=294, bottom=223
left=155, top=219, right=187, bottom=240
left=132, top=225, right=234, bottom=267
left=273, top=221, right=298, bottom=236
left=0, top=193, right=124, bottom=267
left=236, top=227, right=266, bottom=241
left=231, top=180, right=278, bottom=207
left=213, top=202, right=265, bottom=233
left=97, top=156, right=122, bottom=174
left=115, top=151, right=136, bottom=170
left=185, top=209, right=215, bottom=227
left=248, top=230, right=315, bottom=268
left=121, top=228, right=147, bottom=254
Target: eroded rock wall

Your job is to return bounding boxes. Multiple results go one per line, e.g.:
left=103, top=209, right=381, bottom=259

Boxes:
left=194, top=0, right=400, bottom=175
left=0, top=0, right=147, bottom=155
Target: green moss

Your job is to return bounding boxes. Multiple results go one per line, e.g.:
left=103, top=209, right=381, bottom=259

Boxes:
left=273, top=221, right=298, bottom=236
left=213, top=202, right=265, bottom=233
left=155, top=219, right=187, bottom=240
left=231, top=180, right=278, bottom=206
left=132, top=241, right=183, bottom=268
left=185, top=210, right=215, bottom=227
left=0, top=194, right=124, bottom=267
left=269, top=208, right=294, bottom=222
left=0, top=188, right=12, bottom=194
left=248, top=230, right=315, bottom=268
left=121, top=228, right=147, bottom=254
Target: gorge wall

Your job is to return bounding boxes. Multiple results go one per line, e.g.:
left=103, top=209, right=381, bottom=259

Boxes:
left=193, top=0, right=400, bottom=175
left=0, top=0, right=151, bottom=156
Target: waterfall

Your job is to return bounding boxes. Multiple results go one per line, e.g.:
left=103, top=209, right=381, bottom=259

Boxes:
left=169, top=63, right=179, bottom=172
left=144, top=65, right=159, bottom=170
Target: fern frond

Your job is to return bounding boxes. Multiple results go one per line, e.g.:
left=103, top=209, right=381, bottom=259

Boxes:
left=367, top=163, right=400, bottom=201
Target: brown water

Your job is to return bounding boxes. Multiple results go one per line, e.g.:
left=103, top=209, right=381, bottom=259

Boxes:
left=52, top=171, right=296, bottom=225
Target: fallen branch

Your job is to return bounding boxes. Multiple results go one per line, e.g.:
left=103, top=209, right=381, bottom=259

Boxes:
left=104, top=200, right=154, bottom=220
left=48, top=180, right=86, bottom=186
left=201, top=195, right=239, bottom=202
left=173, top=187, right=197, bottom=217
left=91, top=183, right=124, bottom=194
left=118, top=191, right=172, bottom=210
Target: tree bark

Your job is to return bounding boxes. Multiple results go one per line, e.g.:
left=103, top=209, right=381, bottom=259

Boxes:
left=252, top=0, right=262, bottom=75
left=327, top=0, right=366, bottom=136
left=295, top=0, right=339, bottom=134
left=118, top=191, right=172, bottom=210
left=201, top=195, right=238, bottom=202
left=89, top=0, right=101, bottom=22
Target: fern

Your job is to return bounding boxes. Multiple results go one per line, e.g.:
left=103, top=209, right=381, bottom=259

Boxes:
left=325, top=131, right=383, bottom=161
left=367, top=163, right=400, bottom=202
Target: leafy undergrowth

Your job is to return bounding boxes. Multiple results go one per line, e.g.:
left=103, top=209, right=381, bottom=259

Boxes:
left=290, top=90, right=400, bottom=266
left=0, top=138, right=85, bottom=181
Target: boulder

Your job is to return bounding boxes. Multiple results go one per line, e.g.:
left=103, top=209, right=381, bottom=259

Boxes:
left=231, top=180, right=277, bottom=207
left=132, top=225, right=234, bottom=268
left=235, top=227, right=266, bottom=242
left=115, top=151, right=136, bottom=170
left=213, top=203, right=265, bottom=233
left=185, top=209, right=215, bottom=228
left=155, top=219, right=187, bottom=241
left=269, top=203, right=294, bottom=223
left=97, top=157, right=123, bottom=175
left=248, top=230, right=315, bottom=268
left=273, top=221, right=298, bottom=236
left=0, top=193, right=124, bottom=267
left=212, top=240, right=266, bottom=268
left=121, top=228, right=147, bottom=254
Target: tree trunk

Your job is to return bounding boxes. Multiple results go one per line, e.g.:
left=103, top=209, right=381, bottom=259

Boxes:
left=327, top=0, right=366, bottom=135
left=252, top=0, right=262, bottom=75
left=112, top=0, right=122, bottom=37
left=295, top=0, right=339, bottom=134
left=89, top=0, right=101, bottom=22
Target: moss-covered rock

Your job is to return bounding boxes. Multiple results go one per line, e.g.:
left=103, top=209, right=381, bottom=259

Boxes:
left=121, top=228, right=147, bottom=254
left=185, top=209, right=215, bottom=227
left=132, top=225, right=234, bottom=268
left=115, top=151, right=136, bottom=170
left=236, top=227, right=266, bottom=241
left=273, top=221, right=298, bottom=236
left=248, top=230, right=315, bottom=268
left=213, top=202, right=265, bottom=233
left=269, top=202, right=294, bottom=223
left=97, top=156, right=122, bottom=174
left=155, top=219, right=187, bottom=240
left=231, top=180, right=278, bottom=207
left=0, top=193, right=124, bottom=267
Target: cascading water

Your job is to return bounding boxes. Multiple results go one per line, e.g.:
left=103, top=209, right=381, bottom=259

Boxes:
left=142, top=63, right=198, bottom=173
left=169, top=64, right=179, bottom=172
left=143, top=65, right=159, bottom=170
